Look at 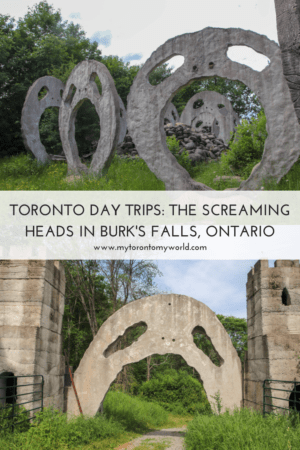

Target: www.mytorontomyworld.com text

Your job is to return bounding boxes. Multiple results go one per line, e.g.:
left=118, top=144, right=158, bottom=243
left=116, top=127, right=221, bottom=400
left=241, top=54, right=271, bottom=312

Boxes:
left=94, top=243, right=207, bottom=253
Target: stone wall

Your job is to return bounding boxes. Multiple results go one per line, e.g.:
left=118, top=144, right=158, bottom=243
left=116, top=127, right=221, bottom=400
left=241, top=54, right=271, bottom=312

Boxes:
left=0, top=260, right=65, bottom=411
left=244, top=260, right=300, bottom=412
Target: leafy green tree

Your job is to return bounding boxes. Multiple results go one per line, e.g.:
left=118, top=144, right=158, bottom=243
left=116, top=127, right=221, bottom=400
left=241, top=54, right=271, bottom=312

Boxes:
left=62, top=260, right=112, bottom=370
left=0, top=1, right=101, bottom=157
left=217, top=315, right=247, bottom=366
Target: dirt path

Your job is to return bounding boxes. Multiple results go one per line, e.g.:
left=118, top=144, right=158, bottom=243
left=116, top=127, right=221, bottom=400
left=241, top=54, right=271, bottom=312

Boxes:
left=116, top=427, right=187, bottom=450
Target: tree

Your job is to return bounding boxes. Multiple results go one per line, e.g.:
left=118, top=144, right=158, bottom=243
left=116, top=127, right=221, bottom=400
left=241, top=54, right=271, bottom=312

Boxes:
left=62, top=260, right=112, bottom=370
left=172, top=77, right=261, bottom=118
left=217, top=315, right=247, bottom=366
left=0, top=1, right=102, bottom=157
left=274, top=0, right=300, bottom=123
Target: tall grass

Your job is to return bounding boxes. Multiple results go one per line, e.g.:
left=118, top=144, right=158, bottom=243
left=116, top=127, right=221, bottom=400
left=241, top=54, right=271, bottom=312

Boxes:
left=103, top=391, right=168, bottom=431
left=185, top=408, right=300, bottom=450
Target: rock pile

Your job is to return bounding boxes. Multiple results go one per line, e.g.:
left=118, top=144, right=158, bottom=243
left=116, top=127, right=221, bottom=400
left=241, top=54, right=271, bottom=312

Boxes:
left=117, top=132, right=139, bottom=158
left=117, top=123, right=230, bottom=163
left=165, top=123, right=229, bottom=163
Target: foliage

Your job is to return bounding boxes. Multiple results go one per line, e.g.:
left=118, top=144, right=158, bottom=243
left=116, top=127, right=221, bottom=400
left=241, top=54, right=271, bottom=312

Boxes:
left=103, top=391, right=168, bottom=431
left=172, top=76, right=261, bottom=118
left=0, top=1, right=102, bottom=158
left=166, top=136, right=193, bottom=175
left=221, top=110, right=267, bottom=176
left=185, top=408, right=300, bottom=450
left=0, top=404, right=31, bottom=435
left=0, top=405, right=125, bottom=450
left=217, top=315, right=247, bottom=365
left=62, top=261, right=112, bottom=370
left=138, top=370, right=212, bottom=415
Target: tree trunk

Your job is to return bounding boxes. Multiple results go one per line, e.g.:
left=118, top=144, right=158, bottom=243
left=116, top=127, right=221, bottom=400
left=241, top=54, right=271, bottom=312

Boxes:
left=274, top=0, right=300, bottom=122
left=147, top=356, right=151, bottom=381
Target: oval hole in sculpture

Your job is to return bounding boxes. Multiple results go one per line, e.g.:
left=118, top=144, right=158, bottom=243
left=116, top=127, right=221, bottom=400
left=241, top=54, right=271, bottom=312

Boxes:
left=193, top=99, right=204, bottom=109
left=102, top=353, right=210, bottom=413
left=103, top=321, right=148, bottom=358
left=218, top=104, right=225, bottom=109
left=38, top=86, right=49, bottom=100
left=192, top=325, right=224, bottom=367
left=164, top=118, right=170, bottom=125
left=39, top=107, right=62, bottom=155
left=148, top=55, right=185, bottom=86
left=196, top=121, right=203, bottom=128
left=66, top=84, right=77, bottom=104
left=90, top=73, right=102, bottom=95
left=74, top=99, right=100, bottom=158
left=60, top=89, right=64, bottom=98
left=227, top=46, right=270, bottom=72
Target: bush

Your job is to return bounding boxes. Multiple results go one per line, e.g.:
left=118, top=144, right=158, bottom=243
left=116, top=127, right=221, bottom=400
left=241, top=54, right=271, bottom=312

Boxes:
left=0, top=404, right=31, bottom=435
left=166, top=136, right=193, bottom=176
left=139, top=369, right=211, bottom=415
left=103, top=391, right=168, bottom=431
left=221, top=110, right=267, bottom=176
left=185, top=408, right=300, bottom=450
left=0, top=406, right=124, bottom=450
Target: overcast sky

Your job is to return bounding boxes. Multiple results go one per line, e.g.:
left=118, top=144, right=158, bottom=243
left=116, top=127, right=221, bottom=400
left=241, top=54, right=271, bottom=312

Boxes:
left=4, top=0, right=276, bottom=71
left=155, top=259, right=277, bottom=319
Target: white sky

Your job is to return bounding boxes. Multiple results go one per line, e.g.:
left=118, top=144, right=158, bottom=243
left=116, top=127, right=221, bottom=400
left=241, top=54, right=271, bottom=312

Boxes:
left=155, top=260, right=276, bottom=318
left=4, top=0, right=277, bottom=71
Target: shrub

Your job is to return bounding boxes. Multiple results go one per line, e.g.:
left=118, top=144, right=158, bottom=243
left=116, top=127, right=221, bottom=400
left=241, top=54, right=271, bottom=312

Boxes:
left=103, top=391, right=168, bottom=430
left=221, top=110, right=267, bottom=176
left=166, top=136, right=193, bottom=175
left=139, top=369, right=211, bottom=415
left=185, top=407, right=300, bottom=450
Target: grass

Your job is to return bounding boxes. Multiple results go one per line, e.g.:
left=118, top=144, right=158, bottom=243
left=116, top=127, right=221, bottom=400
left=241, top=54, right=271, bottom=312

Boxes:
left=0, top=154, right=164, bottom=191
left=0, top=392, right=191, bottom=450
left=185, top=408, right=300, bottom=450
left=1, top=148, right=300, bottom=191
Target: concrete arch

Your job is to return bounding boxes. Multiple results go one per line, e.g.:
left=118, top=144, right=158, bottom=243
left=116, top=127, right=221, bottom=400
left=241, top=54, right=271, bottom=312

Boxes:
left=67, top=294, right=242, bottom=417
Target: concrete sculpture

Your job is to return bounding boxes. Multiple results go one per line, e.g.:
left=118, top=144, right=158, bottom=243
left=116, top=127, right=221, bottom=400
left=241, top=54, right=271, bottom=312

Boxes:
left=180, top=91, right=240, bottom=144
left=66, top=294, right=243, bottom=417
left=59, top=60, right=120, bottom=174
left=21, top=76, right=65, bottom=164
left=127, top=28, right=300, bottom=190
left=164, top=102, right=180, bottom=126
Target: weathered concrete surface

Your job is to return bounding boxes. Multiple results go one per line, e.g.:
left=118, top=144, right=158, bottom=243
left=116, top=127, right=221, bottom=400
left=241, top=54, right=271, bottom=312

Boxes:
left=0, top=261, right=65, bottom=411
left=118, top=96, right=127, bottom=145
left=244, top=260, right=300, bottom=412
left=180, top=91, right=240, bottom=144
left=164, top=102, right=180, bottom=126
left=67, top=294, right=243, bottom=417
left=21, top=76, right=65, bottom=163
left=59, top=60, right=120, bottom=175
left=274, top=0, right=300, bottom=123
left=127, top=28, right=300, bottom=190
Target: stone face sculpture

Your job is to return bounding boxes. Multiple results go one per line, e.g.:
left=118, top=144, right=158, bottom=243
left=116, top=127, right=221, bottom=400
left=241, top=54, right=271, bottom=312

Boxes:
left=59, top=60, right=120, bottom=174
left=21, top=76, right=65, bottom=164
left=118, top=96, right=127, bottom=145
left=164, top=102, right=180, bottom=126
left=67, top=294, right=242, bottom=417
left=180, top=91, right=240, bottom=144
left=127, top=27, right=300, bottom=190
